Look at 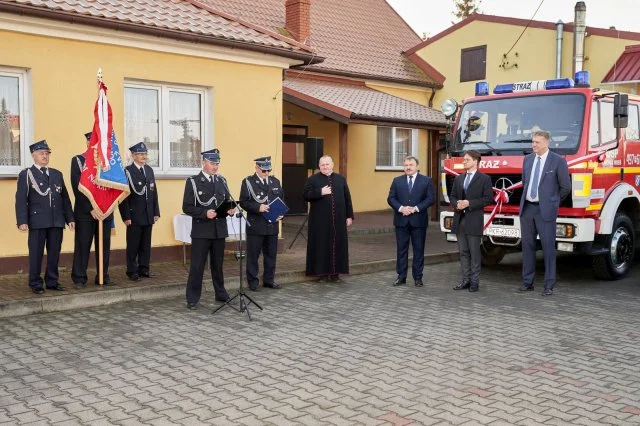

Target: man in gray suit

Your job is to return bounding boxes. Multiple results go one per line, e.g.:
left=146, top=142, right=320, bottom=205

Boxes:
left=519, top=130, right=571, bottom=296
left=450, top=150, right=493, bottom=292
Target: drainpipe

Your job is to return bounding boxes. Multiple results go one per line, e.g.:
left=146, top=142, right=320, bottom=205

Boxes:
left=428, top=87, right=435, bottom=108
left=555, top=20, right=564, bottom=78
left=572, top=2, right=586, bottom=75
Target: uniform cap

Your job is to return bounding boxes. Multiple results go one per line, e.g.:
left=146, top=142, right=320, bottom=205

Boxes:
left=129, top=142, right=148, bottom=153
left=201, top=148, right=220, bottom=163
left=29, top=140, right=51, bottom=153
left=254, top=156, right=272, bottom=170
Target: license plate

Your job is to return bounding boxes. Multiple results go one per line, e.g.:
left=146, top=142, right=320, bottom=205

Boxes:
left=486, top=227, right=520, bottom=238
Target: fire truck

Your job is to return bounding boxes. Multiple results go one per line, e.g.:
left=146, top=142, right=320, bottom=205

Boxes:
left=439, top=71, right=640, bottom=280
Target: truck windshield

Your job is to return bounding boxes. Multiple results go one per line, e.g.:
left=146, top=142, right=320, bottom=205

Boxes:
left=453, top=93, right=586, bottom=155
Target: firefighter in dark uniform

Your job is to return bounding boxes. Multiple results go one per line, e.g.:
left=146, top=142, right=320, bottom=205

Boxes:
left=119, top=142, right=160, bottom=281
left=239, top=156, right=284, bottom=291
left=183, top=149, right=237, bottom=310
left=70, top=132, right=115, bottom=288
left=15, top=140, right=75, bottom=294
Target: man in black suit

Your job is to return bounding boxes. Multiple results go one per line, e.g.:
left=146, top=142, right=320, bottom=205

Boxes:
left=387, top=156, right=435, bottom=287
left=119, top=142, right=160, bottom=281
left=449, top=150, right=493, bottom=292
left=70, top=132, right=115, bottom=288
left=239, top=156, right=284, bottom=292
left=15, top=140, right=75, bottom=294
left=519, top=130, right=571, bottom=296
left=183, top=149, right=237, bottom=310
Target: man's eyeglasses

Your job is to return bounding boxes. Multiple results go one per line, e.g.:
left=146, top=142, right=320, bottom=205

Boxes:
left=260, top=169, right=271, bottom=173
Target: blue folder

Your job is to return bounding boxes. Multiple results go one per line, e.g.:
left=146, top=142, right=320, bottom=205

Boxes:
left=263, top=197, right=289, bottom=223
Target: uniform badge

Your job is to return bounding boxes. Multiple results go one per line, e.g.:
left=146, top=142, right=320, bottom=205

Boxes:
left=150, top=182, right=155, bottom=188
left=200, top=177, right=205, bottom=182
left=55, top=185, right=62, bottom=193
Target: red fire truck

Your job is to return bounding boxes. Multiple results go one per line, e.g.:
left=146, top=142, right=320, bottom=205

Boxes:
left=439, top=71, right=640, bottom=280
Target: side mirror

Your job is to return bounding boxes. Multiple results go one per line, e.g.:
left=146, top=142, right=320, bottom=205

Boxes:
left=614, top=94, right=628, bottom=129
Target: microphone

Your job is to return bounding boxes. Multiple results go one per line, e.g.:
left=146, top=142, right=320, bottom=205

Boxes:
left=216, top=174, right=227, bottom=183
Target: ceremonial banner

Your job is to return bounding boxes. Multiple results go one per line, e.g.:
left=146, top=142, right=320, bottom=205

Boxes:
left=79, top=71, right=129, bottom=217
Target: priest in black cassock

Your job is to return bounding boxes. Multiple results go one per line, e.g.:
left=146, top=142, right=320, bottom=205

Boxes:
left=303, top=155, right=354, bottom=282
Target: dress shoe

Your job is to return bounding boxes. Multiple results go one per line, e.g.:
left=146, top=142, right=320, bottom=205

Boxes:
left=139, top=272, right=153, bottom=278
left=187, top=302, right=197, bottom=310
left=263, top=283, right=282, bottom=289
left=74, top=282, right=86, bottom=289
left=415, top=279, right=423, bottom=287
left=249, top=286, right=260, bottom=292
left=32, top=288, right=45, bottom=295
left=127, top=273, right=140, bottom=281
left=468, top=286, right=479, bottom=292
left=46, top=284, right=65, bottom=291
left=329, top=276, right=344, bottom=283
left=393, top=278, right=406, bottom=286
left=541, top=288, right=553, bottom=296
left=453, top=283, right=470, bottom=290
left=518, top=285, right=534, bottom=292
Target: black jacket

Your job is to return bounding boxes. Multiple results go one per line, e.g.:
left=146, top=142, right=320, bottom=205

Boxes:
left=118, top=163, right=160, bottom=226
left=239, top=174, right=284, bottom=236
left=450, top=171, right=493, bottom=236
left=182, top=172, right=231, bottom=240
left=15, top=165, right=74, bottom=229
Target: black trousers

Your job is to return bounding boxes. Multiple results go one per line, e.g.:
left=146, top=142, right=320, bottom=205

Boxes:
left=126, top=224, right=153, bottom=275
left=395, top=225, right=427, bottom=280
left=456, top=218, right=482, bottom=287
left=71, top=220, right=111, bottom=284
left=521, top=202, right=557, bottom=289
left=186, top=237, right=228, bottom=304
left=246, top=234, right=278, bottom=288
left=27, top=227, right=63, bottom=289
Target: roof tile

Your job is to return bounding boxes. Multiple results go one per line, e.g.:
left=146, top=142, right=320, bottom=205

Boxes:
left=3, top=0, right=308, bottom=52
left=284, top=78, right=445, bottom=126
left=199, top=0, right=435, bottom=86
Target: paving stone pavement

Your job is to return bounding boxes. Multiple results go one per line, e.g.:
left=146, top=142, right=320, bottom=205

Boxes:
left=1, top=254, right=639, bottom=425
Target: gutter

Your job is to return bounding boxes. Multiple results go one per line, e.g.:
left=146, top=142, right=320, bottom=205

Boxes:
left=0, top=2, right=324, bottom=65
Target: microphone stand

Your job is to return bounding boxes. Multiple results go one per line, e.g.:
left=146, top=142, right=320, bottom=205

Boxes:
left=212, top=175, right=263, bottom=320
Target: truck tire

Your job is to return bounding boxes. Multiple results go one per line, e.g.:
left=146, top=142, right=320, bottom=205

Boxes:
left=481, top=241, right=506, bottom=266
left=593, top=212, right=635, bottom=280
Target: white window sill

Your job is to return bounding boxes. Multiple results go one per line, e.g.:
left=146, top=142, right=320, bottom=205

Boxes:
left=375, top=166, right=404, bottom=171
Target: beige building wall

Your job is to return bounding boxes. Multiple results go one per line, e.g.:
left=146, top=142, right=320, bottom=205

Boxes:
left=0, top=27, right=286, bottom=259
left=417, top=20, right=639, bottom=108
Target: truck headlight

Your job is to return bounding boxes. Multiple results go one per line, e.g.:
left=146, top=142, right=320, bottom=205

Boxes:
left=556, top=223, right=575, bottom=238
left=444, top=216, right=453, bottom=230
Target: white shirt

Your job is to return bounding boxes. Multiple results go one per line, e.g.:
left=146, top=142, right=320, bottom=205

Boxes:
left=202, top=171, right=215, bottom=182
left=526, top=150, right=549, bottom=202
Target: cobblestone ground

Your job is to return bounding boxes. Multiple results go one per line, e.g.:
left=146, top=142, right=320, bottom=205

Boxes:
left=1, top=254, right=640, bottom=425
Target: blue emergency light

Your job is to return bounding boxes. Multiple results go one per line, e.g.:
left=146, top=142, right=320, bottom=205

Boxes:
left=575, top=70, right=590, bottom=87
left=545, top=78, right=575, bottom=90
left=475, top=81, right=489, bottom=96
left=492, top=77, right=575, bottom=94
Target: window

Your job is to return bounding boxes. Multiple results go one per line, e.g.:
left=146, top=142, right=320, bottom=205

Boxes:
left=0, top=67, right=30, bottom=175
left=376, top=126, right=417, bottom=169
left=626, top=104, right=639, bottom=141
left=460, top=45, right=487, bottom=82
left=124, top=81, right=211, bottom=174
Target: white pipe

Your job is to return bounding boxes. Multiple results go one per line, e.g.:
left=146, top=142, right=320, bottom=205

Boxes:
left=556, top=20, right=564, bottom=78
left=573, top=2, right=586, bottom=75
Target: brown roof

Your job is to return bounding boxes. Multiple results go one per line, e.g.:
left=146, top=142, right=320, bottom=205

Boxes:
left=283, top=76, right=445, bottom=127
left=406, top=13, right=640, bottom=55
left=602, top=44, right=640, bottom=83
left=198, top=0, right=442, bottom=87
left=0, top=0, right=320, bottom=63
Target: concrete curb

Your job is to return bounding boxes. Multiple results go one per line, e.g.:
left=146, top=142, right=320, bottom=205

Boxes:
left=0, top=252, right=458, bottom=318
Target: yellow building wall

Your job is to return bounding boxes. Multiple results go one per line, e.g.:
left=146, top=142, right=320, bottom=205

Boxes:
left=0, top=29, right=284, bottom=258
left=418, top=20, right=639, bottom=108
left=347, top=124, right=428, bottom=212
left=365, top=83, right=431, bottom=106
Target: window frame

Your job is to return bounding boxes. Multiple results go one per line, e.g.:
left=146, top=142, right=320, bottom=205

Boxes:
left=375, top=126, right=418, bottom=171
left=0, top=67, right=31, bottom=177
left=460, top=45, right=487, bottom=83
left=124, top=80, right=212, bottom=177
left=625, top=103, right=639, bottom=141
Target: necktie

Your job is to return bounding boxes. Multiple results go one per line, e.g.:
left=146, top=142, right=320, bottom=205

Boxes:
left=140, top=167, right=145, bottom=176
left=463, top=173, right=471, bottom=192
left=530, top=156, right=542, bottom=199
left=408, top=175, right=413, bottom=193
left=42, top=167, right=49, bottom=182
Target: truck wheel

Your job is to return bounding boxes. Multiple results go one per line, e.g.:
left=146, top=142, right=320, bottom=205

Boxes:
left=593, top=213, right=635, bottom=280
left=481, top=241, right=506, bottom=266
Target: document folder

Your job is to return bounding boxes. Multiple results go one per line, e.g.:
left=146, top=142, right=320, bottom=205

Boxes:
left=263, top=197, right=289, bottom=223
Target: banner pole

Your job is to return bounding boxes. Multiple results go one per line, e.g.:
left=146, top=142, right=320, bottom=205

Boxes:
left=98, top=218, right=104, bottom=286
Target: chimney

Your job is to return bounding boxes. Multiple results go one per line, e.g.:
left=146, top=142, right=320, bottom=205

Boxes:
left=572, top=1, right=586, bottom=75
left=285, top=0, right=311, bottom=45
